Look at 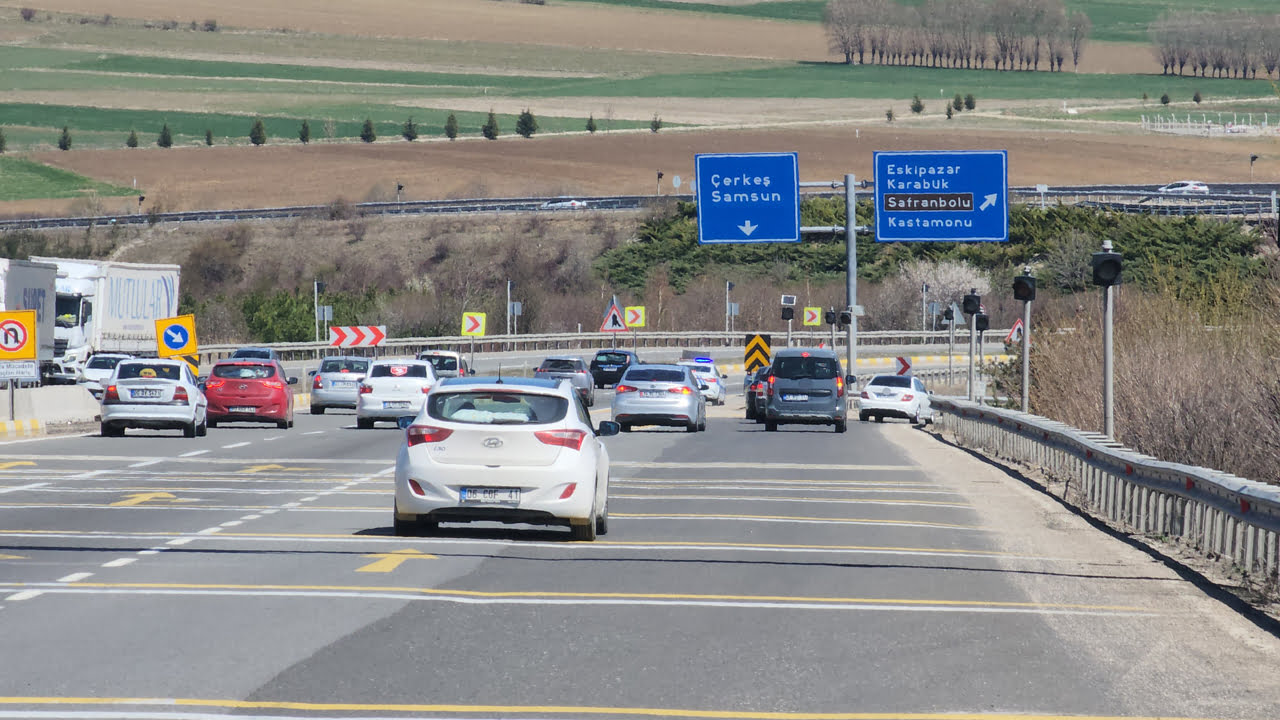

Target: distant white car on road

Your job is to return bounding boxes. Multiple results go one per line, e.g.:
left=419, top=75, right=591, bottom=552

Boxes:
left=1157, top=180, right=1210, bottom=195
left=857, top=374, right=934, bottom=425
left=356, top=359, right=436, bottom=429
left=541, top=198, right=588, bottom=210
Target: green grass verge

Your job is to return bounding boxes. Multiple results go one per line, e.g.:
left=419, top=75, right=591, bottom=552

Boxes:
left=0, top=156, right=135, bottom=202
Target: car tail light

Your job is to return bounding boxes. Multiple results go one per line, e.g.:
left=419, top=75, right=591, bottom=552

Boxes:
left=535, top=429, right=587, bottom=451
left=614, top=384, right=637, bottom=394
left=261, top=379, right=285, bottom=390
left=767, top=376, right=776, bottom=397
left=359, top=384, right=373, bottom=394
left=312, top=375, right=322, bottom=390
left=204, top=378, right=226, bottom=390
left=406, top=424, right=453, bottom=446
left=422, top=386, right=432, bottom=394
left=173, top=386, right=189, bottom=405
left=104, top=384, right=119, bottom=403
left=836, top=376, right=845, bottom=399
left=668, top=386, right=693, bottom=395
left=860, top=390, right=870, bottom=399
left=559, top=483, right=578, bottom=499
left=901, top=393, right=914, bottom=401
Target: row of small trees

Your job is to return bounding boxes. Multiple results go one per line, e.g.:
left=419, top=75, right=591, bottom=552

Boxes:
left=824, top=0, right=1091, bottom=71
left=1149, top=11, right=1280, bottom=78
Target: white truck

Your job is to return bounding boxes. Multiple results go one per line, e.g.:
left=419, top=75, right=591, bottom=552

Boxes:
left=30, top=257, right=181, bottom=383
left=0, top=259, right=58, bottom=380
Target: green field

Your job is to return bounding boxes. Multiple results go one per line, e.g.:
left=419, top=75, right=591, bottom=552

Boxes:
left=0, top=157, right=135, bottom=202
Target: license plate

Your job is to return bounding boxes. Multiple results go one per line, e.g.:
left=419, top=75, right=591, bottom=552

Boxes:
left=383, top=401, right=411, bottom=409
left=230, top=406, right=256, bottom=413
left=460, top=487, right=520, bottom=504
left=876, top=391, right=896, bottom=398
left=332, top=381, right=355, bottom=389
left=602, top=365, right=618, bottom=371
left=640, top=390, right=664, bottom=398
left=782, top=394, right=809, bottom=402
left=131, top=389, right=162, bottom=399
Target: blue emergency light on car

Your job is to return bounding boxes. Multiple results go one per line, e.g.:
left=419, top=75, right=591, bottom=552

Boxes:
left=694, top=357, right=713, bottom=363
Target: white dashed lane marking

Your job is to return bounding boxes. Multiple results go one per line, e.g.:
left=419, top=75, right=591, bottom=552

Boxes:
left=57, top=572, right=93, bottom=583
left=101, top=558, right=135, bottom=568
left=178, top=450, right=209, bottom=458
left=128, top=460, right=162, bottom=468
left=220, top=442, right=251, bottom=449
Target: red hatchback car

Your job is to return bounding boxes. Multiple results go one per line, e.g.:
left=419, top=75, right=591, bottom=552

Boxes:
left=204, top=360, right=297, bottom=429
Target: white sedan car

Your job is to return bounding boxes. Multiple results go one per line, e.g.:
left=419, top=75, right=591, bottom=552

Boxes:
left=857, top=374, right=934, bottom=425
left=356, top=359, right=436, bottom=429
left=678, top=359, right=727, bottom=405
left=100, top=358, right=208, bottom=437
left=1157, top=180, right=1210, bottom=195
left=394, top=377, right=618, bottom=540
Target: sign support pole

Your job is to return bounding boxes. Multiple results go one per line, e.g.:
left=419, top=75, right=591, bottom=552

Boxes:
left=967, top=312, right=977, bottom=402
left=786, top=319, right=792, bottom=348
left=1021, top=298, right=1031, bottom=413
left=948, top=317, right=955, bottom=386
left=8, top=380, right=13, bottom=421
left=845, top=174, right=858, bottom=382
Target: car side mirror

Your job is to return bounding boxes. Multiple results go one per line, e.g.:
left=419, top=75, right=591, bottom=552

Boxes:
left=287, top=376, right=299, bottom=385
left=308, top=370, right=317, bottom=378
left=720, top=373, right=728, bottom=379
left=596, top=420, right=620, bottom=437
left=698, top=383, right=709, bottom=391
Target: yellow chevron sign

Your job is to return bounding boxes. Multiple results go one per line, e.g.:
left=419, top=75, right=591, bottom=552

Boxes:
left=744, top=334, right=772, bottom=373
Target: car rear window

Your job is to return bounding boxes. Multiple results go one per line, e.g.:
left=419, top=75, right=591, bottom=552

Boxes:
left=595, top=352, right=630, bottom=364
left=869, top=376, right=912, bottom=388
left=370, top=364, right=429, bottom=378
left=772, top=356, right=839, bottom=380
left=213, top=364, right=277, bottom=380
left=541, top=359, right=582, bottom=371
left=232, top=349, right=272, bottom=359
left=623, top=368, right=687, bottom=383
left=423, top=355, right=458, bottom=371
left=88, top=356, right=125, bottom=370
left=320, top=359, right=369, bottom=374
left=427, top=391, right=568, bottom=425
left=117, top=363, right=181, bottom=380
left=687, top=365, right=716, bottom=375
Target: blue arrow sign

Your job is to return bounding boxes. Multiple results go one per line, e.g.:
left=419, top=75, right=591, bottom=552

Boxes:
left=873, top=150, right=1008, bottom=243
left=161, top=324, right=190, bottom=351
left=695, top=152, right=799, bottom=244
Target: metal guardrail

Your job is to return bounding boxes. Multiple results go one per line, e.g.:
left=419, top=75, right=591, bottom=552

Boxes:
left=199, top=329, right=1005, bottom=364
left=932, top=397, right=1280, bottom=584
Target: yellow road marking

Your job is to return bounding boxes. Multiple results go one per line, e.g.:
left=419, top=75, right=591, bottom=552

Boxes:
left=0, top=461, right=35, bottom=470
left=612, top=512, right=982, bottom=530
left=108, top=492, right=197, bottom=507
left=239, top=464, right=318, bottom=474
left=0, top=553, right=25, bottom=560
left=21, top=580, right=1150, bottom=612
left=0, top=697, right=1217, bottom=719
left=356, top=548, right=437, bottom=572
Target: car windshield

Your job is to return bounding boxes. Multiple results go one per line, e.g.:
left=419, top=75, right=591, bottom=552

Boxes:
left=370, top=364, right=429, bottom=378
left=428, top=391, right=568, bottom=425
left=116, top=363, right=181, bottom=381
left=232, top=349, right=272, bottom=359
left=320, top=359, right=369, bottom=374
left=540, top=359, right=582, bottom=371
left=869, top=376, right=912, bottom=388
left=423, top=355, right=458, bottom=371
left=773, top=356, right=839, bottom=380
left=595, top=353, right=630, bottom=364
left=213, top=364, right=277, bottom=380
left=87, top=356, right=126, bottom=370
left=623, top=368, right=686, bottom=383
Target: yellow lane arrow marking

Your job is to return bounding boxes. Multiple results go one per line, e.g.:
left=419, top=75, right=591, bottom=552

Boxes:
left=239, top=464, right=318, bottom=474
left=0, top=554, right=25, bottom=560
left=110, top=492, right=179, bottom=507
left=0, top=461, right=35, bottom=470
left=356, top=548, right=438, bottom=573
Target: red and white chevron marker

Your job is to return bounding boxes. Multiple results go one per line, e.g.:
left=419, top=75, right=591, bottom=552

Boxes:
left=328, top=325, right=387, bottom=348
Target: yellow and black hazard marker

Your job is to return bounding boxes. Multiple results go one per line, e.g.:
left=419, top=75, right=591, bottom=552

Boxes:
left=179, top=354, right=199, bottom=377
left=744, top=334, right=771, bottom=373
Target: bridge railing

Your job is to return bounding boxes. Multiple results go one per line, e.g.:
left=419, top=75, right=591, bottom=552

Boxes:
left=931, top=397, right=1280, bottom=584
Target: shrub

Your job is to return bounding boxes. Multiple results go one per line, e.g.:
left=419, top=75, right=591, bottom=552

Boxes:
left=586, top=114, right=597, bottom=133
left=298, top=119, right=310, bottom=144
left=649, top=113, right=663, bottom=133
left=0, top=128, right=6, bottom=154
left=1160, top=92, right=1170, bottom=105
left=952, top=93, right=963, bottom=112
left=249, top=118, right=266, bottom=146
left=946, top=105, right=953, bottom=120
left=157, top=123, right=172, bottom=148
left=57, top=126, right=71, bottom=151
left=910, top=95, right=924, bottom=114
left=126, top=130, right=138, bottom=148
left=885, top=108, right=895, bottom=122
left=202, top=18, right=217, bottom=32
left=20, top=7, right=35, bottom=21
left=516, top=109, right=537, bottom=138
left=1193, top=90, right=1202, bottom=104
left=204, top=129, right=213, bottom=146
left=360, top=118, right=376, bottom=143
left=401, top=116, right=418, bottom=141
left=481, top=111, right=499, bottom=140
left=964, top=93, right=976, bottom=110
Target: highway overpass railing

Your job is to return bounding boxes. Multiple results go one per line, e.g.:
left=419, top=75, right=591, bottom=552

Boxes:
left=932, top=397, right=1280, bottom=585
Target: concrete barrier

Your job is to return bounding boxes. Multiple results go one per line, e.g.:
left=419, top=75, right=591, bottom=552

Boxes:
left=1, top=386, right=101, bottom=436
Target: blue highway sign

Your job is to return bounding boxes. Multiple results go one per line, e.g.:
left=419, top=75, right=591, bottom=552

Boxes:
left=873, top=150, right=1008, bottom=243
left=695, top=152, right=799, bottom=244
left=161, top=324, right=190, bottom=351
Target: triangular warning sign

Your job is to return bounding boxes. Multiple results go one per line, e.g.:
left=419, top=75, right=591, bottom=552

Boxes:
left=1005, top=318, right=1025, bottom=344
left=600, top=300, right=628, bottom=332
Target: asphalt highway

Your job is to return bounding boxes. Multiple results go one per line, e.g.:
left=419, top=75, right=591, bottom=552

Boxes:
left=2, top=389, right=1279, bottom=720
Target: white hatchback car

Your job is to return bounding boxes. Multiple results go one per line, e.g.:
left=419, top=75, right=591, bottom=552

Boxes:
left=356, top=359, right=436, bottom=429
left=857, top=374, right=934, bottom=425
left=78, top=352, right=133, bottom=399
left=394, top=377, right=618, bottom=540
left=1157, top=180, right=1210, bottom=195
left=100, top=358, right=208, bottom=437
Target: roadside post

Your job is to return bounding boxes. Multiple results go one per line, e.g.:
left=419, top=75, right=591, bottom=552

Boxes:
left=0, top=310, right=38, bottom=420
left=1012, top=269, right=1037, bottom=412
left=962, top=291, right=981, bottom=401
left=943, top=304, right=957, bottom=385
left=1091, top=240, right=1123, bottom=438
left=780, top=295, right=796, bottom=347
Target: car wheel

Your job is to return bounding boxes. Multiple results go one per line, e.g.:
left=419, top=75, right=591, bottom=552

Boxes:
left=571, top=519, right=597, bottom=541
left=196, top=418, right=208, bottom=437
left=277, top=420, right=290, bottom=430
left=859, top=412, right=869, bottom=422
left=357, top=417, right=374, bottom=430
left=685, top=421, right=698, bottom=433
left=619, top=423, right=631, bottom=433
left=765, top=421, right=778, bottom=432
left=183, top=422, right=197, bottom=438
left=393, top=509, right=417, bottom=537
left=745, top=404, right=755, bottom=420
left=207, top=418, right=218, bottom=429
left=697, top=417, right=706, bottom=432
left=911, top=411, right=921, bottom=425
left=835, top=419, right=847, bottom=433
left=875, top=415, right=884, bottom=423
left=595, top=495, right=609, bottom=536
left=311, top=405, right=324, bottom=415
left=101, top=422, right=122, bottom=437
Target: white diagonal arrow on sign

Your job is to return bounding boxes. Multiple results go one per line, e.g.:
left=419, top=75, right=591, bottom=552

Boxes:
left=979, top=194, right=998, bottom=211
left=738, top=220, right=757, bottom=236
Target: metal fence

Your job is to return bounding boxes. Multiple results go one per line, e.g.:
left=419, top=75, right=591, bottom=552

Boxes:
left=932, top=398, right=1280, bottom=584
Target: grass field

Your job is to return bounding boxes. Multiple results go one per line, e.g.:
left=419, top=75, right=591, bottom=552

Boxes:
left=0, top=156, right=135, bottom=202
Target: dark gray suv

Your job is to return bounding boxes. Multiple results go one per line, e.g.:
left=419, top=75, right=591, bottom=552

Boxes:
left=763, top=347, right=847, bottom=433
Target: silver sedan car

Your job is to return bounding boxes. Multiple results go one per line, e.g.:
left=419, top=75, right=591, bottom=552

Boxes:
left=309, top=356, right=370, bottom=414
left=534, top=356, right=595, bottom=406
left=100, top=358, right=208, bottom=438
left=611, top=364, right=706, bottom=433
